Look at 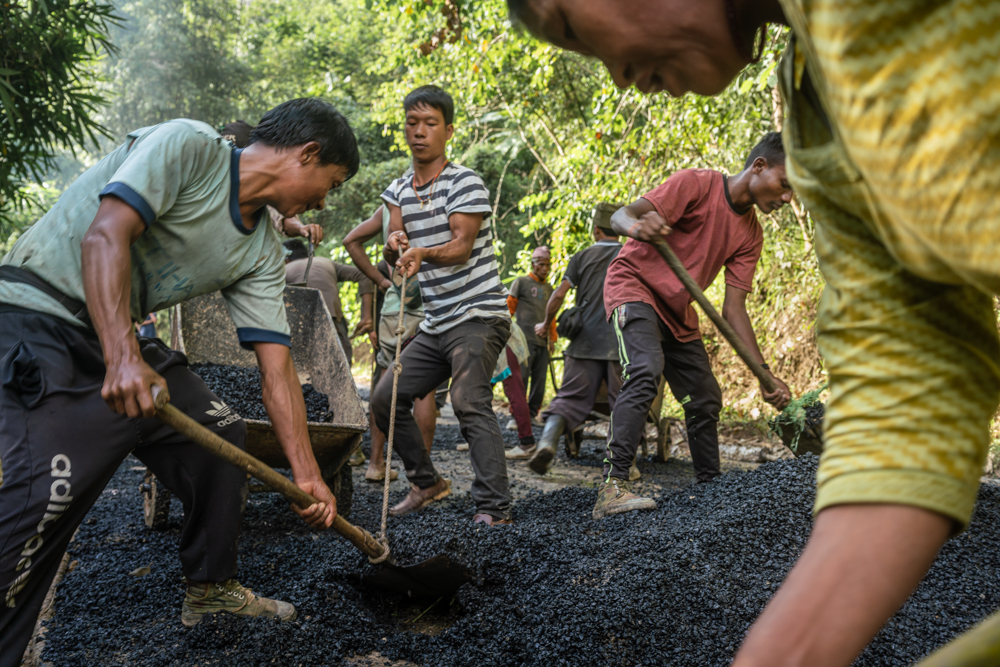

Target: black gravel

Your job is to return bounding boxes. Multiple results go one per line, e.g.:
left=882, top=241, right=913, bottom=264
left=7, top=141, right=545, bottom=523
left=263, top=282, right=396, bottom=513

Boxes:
left=41, top=455, right=1000, bottom=666
left=191, top=362, right=333, bottom=423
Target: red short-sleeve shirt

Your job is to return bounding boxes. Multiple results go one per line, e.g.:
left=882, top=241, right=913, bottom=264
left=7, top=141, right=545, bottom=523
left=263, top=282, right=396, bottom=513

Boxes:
left=603, top=169, right=764, bottom=342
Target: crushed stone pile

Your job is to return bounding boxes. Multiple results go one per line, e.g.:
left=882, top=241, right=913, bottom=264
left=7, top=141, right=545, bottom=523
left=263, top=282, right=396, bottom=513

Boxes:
left=42, top=456, right=1000, bottom=666
left=191, top=362, right=333, bottom=423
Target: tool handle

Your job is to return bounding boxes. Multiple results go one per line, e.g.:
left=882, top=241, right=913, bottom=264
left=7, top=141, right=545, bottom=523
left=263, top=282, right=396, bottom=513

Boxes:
left=151, top=387, right=387, bottom=560
left=651, top=239, right=778, bottom=393
left=303, top=241, right=315, bottom=285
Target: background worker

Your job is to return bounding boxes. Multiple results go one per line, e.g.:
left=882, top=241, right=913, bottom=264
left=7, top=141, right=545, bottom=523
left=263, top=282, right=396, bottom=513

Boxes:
left=282, top=239, right=374, bottom=366
left=508, top=1, right=1000, bottom=664
left=517, top=204, right=623, bottom=469
left=508, top=246, right=555, bottom=420
left=343, top=205, right=436, bottom=482
left=596, top=133, right=793, bottom=519
left=0, top=99, right=355, bottom=661
left=374, top=85, right=513, bottom=525
left=494, top=324, right=536, bottom=453
left=136, top=312, right=157, bottom=338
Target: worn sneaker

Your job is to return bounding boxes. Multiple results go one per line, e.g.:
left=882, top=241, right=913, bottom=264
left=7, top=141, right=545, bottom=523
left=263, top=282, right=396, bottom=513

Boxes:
left=505, top=444, right=536, bottom=460
left=592, top=479, right=657, bottom=520
left=348, top=448, right=366, bottom=466
left=182, top=579, right=296, bottom=627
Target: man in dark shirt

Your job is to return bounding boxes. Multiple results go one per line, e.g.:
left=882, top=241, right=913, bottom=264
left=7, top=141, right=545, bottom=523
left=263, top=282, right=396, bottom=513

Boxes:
left=516, top=205, right=624, bottom=472
left=507, top=246, right=554, bottom=418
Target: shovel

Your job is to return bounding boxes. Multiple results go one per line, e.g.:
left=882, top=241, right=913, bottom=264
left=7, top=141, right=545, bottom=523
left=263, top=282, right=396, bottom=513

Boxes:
left=649, top=239, right=823, bottom=455
left=151, top=386, right=472, bottom=598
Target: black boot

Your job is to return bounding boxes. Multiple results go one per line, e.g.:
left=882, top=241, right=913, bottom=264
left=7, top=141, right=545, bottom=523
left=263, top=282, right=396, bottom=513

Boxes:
left=529, top=415, right=566, bottom=475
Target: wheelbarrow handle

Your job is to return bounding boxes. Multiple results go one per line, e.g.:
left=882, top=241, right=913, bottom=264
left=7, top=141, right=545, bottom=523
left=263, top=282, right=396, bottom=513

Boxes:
left=151, top=387, right=387, bottom=561
left=650, top=239, right=778, bottom=394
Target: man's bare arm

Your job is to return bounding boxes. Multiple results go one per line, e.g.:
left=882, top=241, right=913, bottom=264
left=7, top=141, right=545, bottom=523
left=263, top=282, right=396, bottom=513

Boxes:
left=343, top=205, right=391, bottom=290
left=536, top=279, right=572, bottom=337
left=82, top=196, right=165, bottom=418
left=254, top=342, right=336, bottom=529
left=722, top=284, right=791, bottom=409
left=395, top=212, right=482, bottom=278
left=610, top=198, right=672, bottom=241
left=382, top=203, right=406, bottom=265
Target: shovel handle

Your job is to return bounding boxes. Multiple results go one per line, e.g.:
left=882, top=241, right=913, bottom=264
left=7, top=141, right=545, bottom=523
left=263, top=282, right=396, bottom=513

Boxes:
left=650, top=239, right=777, bottom=394
left=151, top=387, right=387, bottom=561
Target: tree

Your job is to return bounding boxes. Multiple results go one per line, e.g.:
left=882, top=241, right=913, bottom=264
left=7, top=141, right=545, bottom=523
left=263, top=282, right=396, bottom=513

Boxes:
left=0, top=0, right=119, bottom=234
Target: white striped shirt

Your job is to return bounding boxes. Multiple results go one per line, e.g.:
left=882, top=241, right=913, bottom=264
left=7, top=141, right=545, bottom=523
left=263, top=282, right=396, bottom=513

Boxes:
left=382, top=163, right=509, bottom=334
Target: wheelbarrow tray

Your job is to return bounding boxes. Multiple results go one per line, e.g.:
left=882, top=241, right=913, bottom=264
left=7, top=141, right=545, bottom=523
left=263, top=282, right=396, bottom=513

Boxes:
left=174, top=285, right=368, bottom=473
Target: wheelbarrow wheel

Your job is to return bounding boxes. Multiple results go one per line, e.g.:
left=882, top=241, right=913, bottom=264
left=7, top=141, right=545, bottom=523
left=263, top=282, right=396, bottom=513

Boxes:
left=323, top=462, right=353, bottom=520
left=141, top=471, right=171, bottom=530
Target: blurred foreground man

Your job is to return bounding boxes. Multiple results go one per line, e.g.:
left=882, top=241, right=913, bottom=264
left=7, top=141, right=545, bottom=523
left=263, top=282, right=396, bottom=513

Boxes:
left=0, top=98, right=357, bottom=664
left=508, top=0, right=1000, bottom=665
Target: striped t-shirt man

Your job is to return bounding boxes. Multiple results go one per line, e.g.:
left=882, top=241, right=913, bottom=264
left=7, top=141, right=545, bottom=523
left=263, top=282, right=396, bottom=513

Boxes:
left=381, top=162, right=509, bottom=334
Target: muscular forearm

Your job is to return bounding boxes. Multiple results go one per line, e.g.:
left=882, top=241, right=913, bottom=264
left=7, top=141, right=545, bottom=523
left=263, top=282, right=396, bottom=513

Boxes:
left=722, top=302, right=767, bottom=366
left=256, top=344, right=322, bottom=482
left=543, top=294, right=566, bottom=330
left=82, top=227, right=140, bottom=366
left=610, top=207, right=639, bottom=238
left=360, top=292, right=374, bottom=323
left=346, top=240, right=386, bottom=288
left=419, top=238, right=475, bottom=267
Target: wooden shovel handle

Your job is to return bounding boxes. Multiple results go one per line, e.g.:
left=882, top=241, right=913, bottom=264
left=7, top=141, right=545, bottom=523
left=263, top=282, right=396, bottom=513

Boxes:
left=151, top=387, right=387, bottom=560
left=650, top=239, right=778, bottom=394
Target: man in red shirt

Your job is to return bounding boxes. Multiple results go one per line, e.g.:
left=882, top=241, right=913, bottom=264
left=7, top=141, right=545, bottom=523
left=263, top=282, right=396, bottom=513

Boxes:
left=595, top=133, right=794, bottom=519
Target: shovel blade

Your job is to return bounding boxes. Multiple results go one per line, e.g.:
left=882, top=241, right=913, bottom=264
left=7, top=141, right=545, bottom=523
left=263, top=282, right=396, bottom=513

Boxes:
left=361, top=554, right=473, bottom=599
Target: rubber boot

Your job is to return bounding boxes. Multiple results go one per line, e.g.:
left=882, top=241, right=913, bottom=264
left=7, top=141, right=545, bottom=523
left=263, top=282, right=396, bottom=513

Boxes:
left=528, top=414, right=566, bottom=475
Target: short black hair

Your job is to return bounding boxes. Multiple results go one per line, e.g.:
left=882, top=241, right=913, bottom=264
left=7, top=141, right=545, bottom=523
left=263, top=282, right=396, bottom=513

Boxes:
left=744, top=132, right=785, bottom=171
left=249, top=99, right=360, bottom=179
left=403, top=85, right=455, bottom=126
left=283, top=239, right=309, bottom=262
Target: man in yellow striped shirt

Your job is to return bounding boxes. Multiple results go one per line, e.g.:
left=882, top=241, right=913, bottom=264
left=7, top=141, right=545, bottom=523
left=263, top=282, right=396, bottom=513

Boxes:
left=508, top=0, right=1000, bottom=664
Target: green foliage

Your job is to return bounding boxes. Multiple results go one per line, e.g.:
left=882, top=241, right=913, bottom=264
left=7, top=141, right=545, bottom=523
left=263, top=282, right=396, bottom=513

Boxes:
left=770, top=384, right=827, bottom=452
left=0, top=0, right=119, bottom=233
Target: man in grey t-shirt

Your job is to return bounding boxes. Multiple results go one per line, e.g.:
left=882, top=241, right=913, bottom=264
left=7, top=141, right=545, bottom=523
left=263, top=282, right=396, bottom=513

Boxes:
left=0, top=99, right=359, bottom=659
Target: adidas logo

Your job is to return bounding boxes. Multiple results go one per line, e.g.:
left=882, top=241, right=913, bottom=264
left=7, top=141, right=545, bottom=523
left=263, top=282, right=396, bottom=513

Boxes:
left=206, top=401, right=232, bottom=418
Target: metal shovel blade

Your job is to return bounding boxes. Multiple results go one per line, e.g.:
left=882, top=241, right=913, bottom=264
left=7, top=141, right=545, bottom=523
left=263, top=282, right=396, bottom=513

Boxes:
left=361, top=554, right=474, bottom=599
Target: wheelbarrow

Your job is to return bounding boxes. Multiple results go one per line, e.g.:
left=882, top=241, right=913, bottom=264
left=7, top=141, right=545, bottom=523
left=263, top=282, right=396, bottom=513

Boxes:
left=141, top=286, right=367, bottom=529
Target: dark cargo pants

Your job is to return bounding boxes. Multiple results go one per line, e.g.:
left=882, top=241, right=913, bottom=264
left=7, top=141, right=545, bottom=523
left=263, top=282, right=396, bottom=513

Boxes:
left=0, top=308, right=248, bottom=667
left=543, top=356, right=623, bottom=432
left=605, top=302, right=723, bottom=483
left=372, top=317, right=511, bottom=520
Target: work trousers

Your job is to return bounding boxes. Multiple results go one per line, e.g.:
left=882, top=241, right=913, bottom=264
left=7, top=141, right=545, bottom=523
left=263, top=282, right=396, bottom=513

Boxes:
left=0, top=308, right=248, bottom=667
left=606, top=302, right=722, bottom=483
left=522, top=342, right=549, bottom=416
left=544, top=357, right=623, bottom=432
left=372, top=318, right=511, bottom=520
left=501, top=347, right=534, bottom=445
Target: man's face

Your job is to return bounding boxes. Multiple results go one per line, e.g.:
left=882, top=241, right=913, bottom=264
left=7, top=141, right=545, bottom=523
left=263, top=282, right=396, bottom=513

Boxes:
left=273, top=143, right=350, bottom=217
left=518, top=0, right=746, bottom=96
left=748, top=161, right=793, bottom=214
left=405, top=104, right=453, bottom=163
left=532, top=258, right=551, bottom=281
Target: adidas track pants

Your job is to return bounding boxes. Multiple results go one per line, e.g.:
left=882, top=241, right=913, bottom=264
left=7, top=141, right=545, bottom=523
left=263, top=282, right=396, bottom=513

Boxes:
left=0, top=306, right=247, bottom=666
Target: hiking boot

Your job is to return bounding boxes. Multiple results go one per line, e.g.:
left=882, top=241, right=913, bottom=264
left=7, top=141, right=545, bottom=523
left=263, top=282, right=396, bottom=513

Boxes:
left=528, top=415, right=565, bottom=475
left=348, top=448, right=366, bottom=467
left=473, top=513, right=512, bottom=526
left=365, top=465, right=399, bottom=483
left=505, top=444, right=536, bottom=460
left=592, top=478, right=657, bottom=520
left=181, top=579, right=296, bottom=628
left=629, top=461, right=641, bottom=481
left=389, top=477, right=451, bottom=517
